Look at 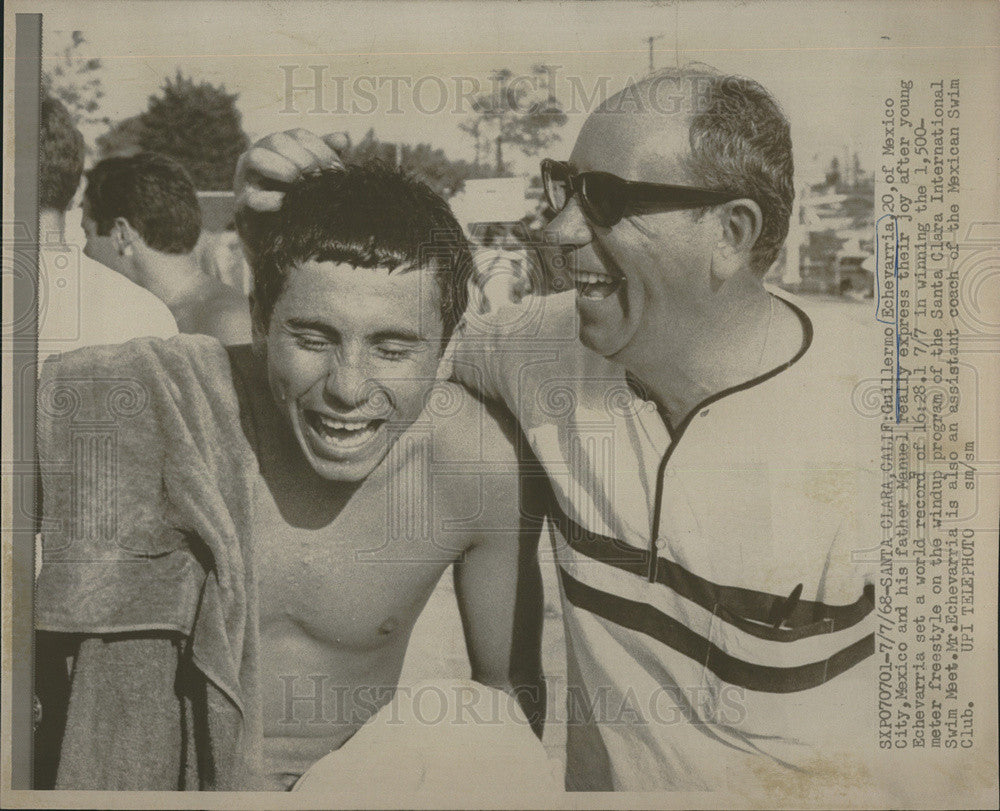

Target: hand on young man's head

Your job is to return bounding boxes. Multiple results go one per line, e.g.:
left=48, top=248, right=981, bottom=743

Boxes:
left=234, top=128, right=350, bottom=212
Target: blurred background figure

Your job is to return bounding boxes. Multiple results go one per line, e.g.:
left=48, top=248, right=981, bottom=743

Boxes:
left=193, top=191, right=253, bottom=297
left=37, top=95, right=178, bottom=367
left=468, top=221, right=534, bottom=314
left=82, top=152, right=251, bottom=345
left=196, top=228, right=252, bottom=296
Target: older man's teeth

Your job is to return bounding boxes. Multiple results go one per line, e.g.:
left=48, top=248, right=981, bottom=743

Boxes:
left=575, top=271, right=613, bottom=285
left=573, top=270, right=621, bottom=300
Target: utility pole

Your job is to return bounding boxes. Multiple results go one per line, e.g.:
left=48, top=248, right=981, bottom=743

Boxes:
left=645, top=34, right=665, bottom=75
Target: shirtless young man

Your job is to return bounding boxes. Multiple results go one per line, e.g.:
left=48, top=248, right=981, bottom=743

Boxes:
left=81, top=152, right=251, bottom=345
left=34, top=161, right=545, bottom=791
left=242, top=163, right=546, bottom=789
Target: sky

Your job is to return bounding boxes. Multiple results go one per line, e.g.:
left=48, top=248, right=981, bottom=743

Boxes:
left=34, top=0, right=998, bottom=179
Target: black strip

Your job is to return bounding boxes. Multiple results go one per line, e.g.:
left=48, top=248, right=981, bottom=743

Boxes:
left=560, top=568, right=874, bottom=694
left=646, top=295, right=814, bottom=581
left=15, top=13, right=43, bottom=791
left=549, top=496, right=874, bottom=641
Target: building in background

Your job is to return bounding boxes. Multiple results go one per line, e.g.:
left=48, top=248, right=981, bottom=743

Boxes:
left=768, top=152, right=875, bottom=298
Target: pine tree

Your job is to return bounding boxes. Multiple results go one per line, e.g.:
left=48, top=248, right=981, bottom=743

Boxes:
left=459, top=65, right=567, bottom=175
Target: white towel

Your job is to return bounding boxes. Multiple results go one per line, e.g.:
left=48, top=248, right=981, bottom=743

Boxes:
left=293, top=679, right=562, bottom=800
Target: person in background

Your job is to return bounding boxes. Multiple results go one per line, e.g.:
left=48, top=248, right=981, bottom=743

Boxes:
left=197, top=225, right=253, bottom=297
left=81, top=152, right=251, bottom=345
left=37, top=95, right=177, bottom=367
left=194, top=210, right=253, bottom=298
left=470, top=222, right=532, bottom=314
left=32, top=93, right=180, bottom=773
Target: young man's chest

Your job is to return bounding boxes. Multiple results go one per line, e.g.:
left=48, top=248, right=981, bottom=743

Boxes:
left=250, top=460, right=462, bottom=651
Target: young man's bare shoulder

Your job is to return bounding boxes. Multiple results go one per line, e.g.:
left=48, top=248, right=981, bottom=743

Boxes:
left=198, top=286, right=253, bottom=345
left=425, top=381, right=521, bottom=467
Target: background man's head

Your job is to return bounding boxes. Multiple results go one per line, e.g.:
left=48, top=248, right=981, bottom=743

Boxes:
left=546, top=63, right=794, bottom=356
left=241, top=162, right=473, bottom=482
left=40, top=95, right=85, bottom=215
left=82, top=152, right=202, bottom=276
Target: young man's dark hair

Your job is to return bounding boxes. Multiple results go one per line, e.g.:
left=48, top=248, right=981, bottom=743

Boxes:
left=84, top=152, right=202, bottom=254
left=243, top=161, right=473, bottom=341
left=40, top=95, right=85, bottom=212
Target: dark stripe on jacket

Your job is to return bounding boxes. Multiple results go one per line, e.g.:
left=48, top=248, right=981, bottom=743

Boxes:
left=559, top=568, right=873, bottom=693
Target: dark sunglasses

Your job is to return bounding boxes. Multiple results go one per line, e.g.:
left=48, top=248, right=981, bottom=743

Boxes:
left=541, top=158, right=745, bottom=229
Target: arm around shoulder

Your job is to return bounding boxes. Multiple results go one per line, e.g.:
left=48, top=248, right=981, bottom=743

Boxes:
left=449, top=401, right=548, bottom=736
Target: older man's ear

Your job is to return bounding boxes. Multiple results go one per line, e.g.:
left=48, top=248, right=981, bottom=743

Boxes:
left=709, top=198, right=763, bottom=290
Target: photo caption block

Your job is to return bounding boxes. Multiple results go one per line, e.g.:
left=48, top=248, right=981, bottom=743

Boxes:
left=876, top=76, right=977, bottom=754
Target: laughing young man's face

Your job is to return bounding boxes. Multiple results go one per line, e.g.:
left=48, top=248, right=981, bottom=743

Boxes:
left=265, top=259, right=445, bottom=482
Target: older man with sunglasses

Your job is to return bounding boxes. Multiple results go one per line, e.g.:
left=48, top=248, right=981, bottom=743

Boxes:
left=459, top=65, right=880, bottom=796
left=237, top=63, right=881, bottom=798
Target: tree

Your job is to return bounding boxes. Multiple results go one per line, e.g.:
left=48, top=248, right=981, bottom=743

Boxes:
left=95, top=116, right=145, bottom=159
left=459, top=65, right=567, bottom=175
left=825, top=157, right=841, bottom=188
left=400, top=142, right=493, bottom=198
left=139, top=72, right=249, bottom=190
left=42, top=30, right=107, bottom=127
left=96, top=72, right=250, bottom=190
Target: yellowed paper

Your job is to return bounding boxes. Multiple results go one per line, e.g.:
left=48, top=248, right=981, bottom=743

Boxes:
left=3, top=1, right=998, bottom=808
